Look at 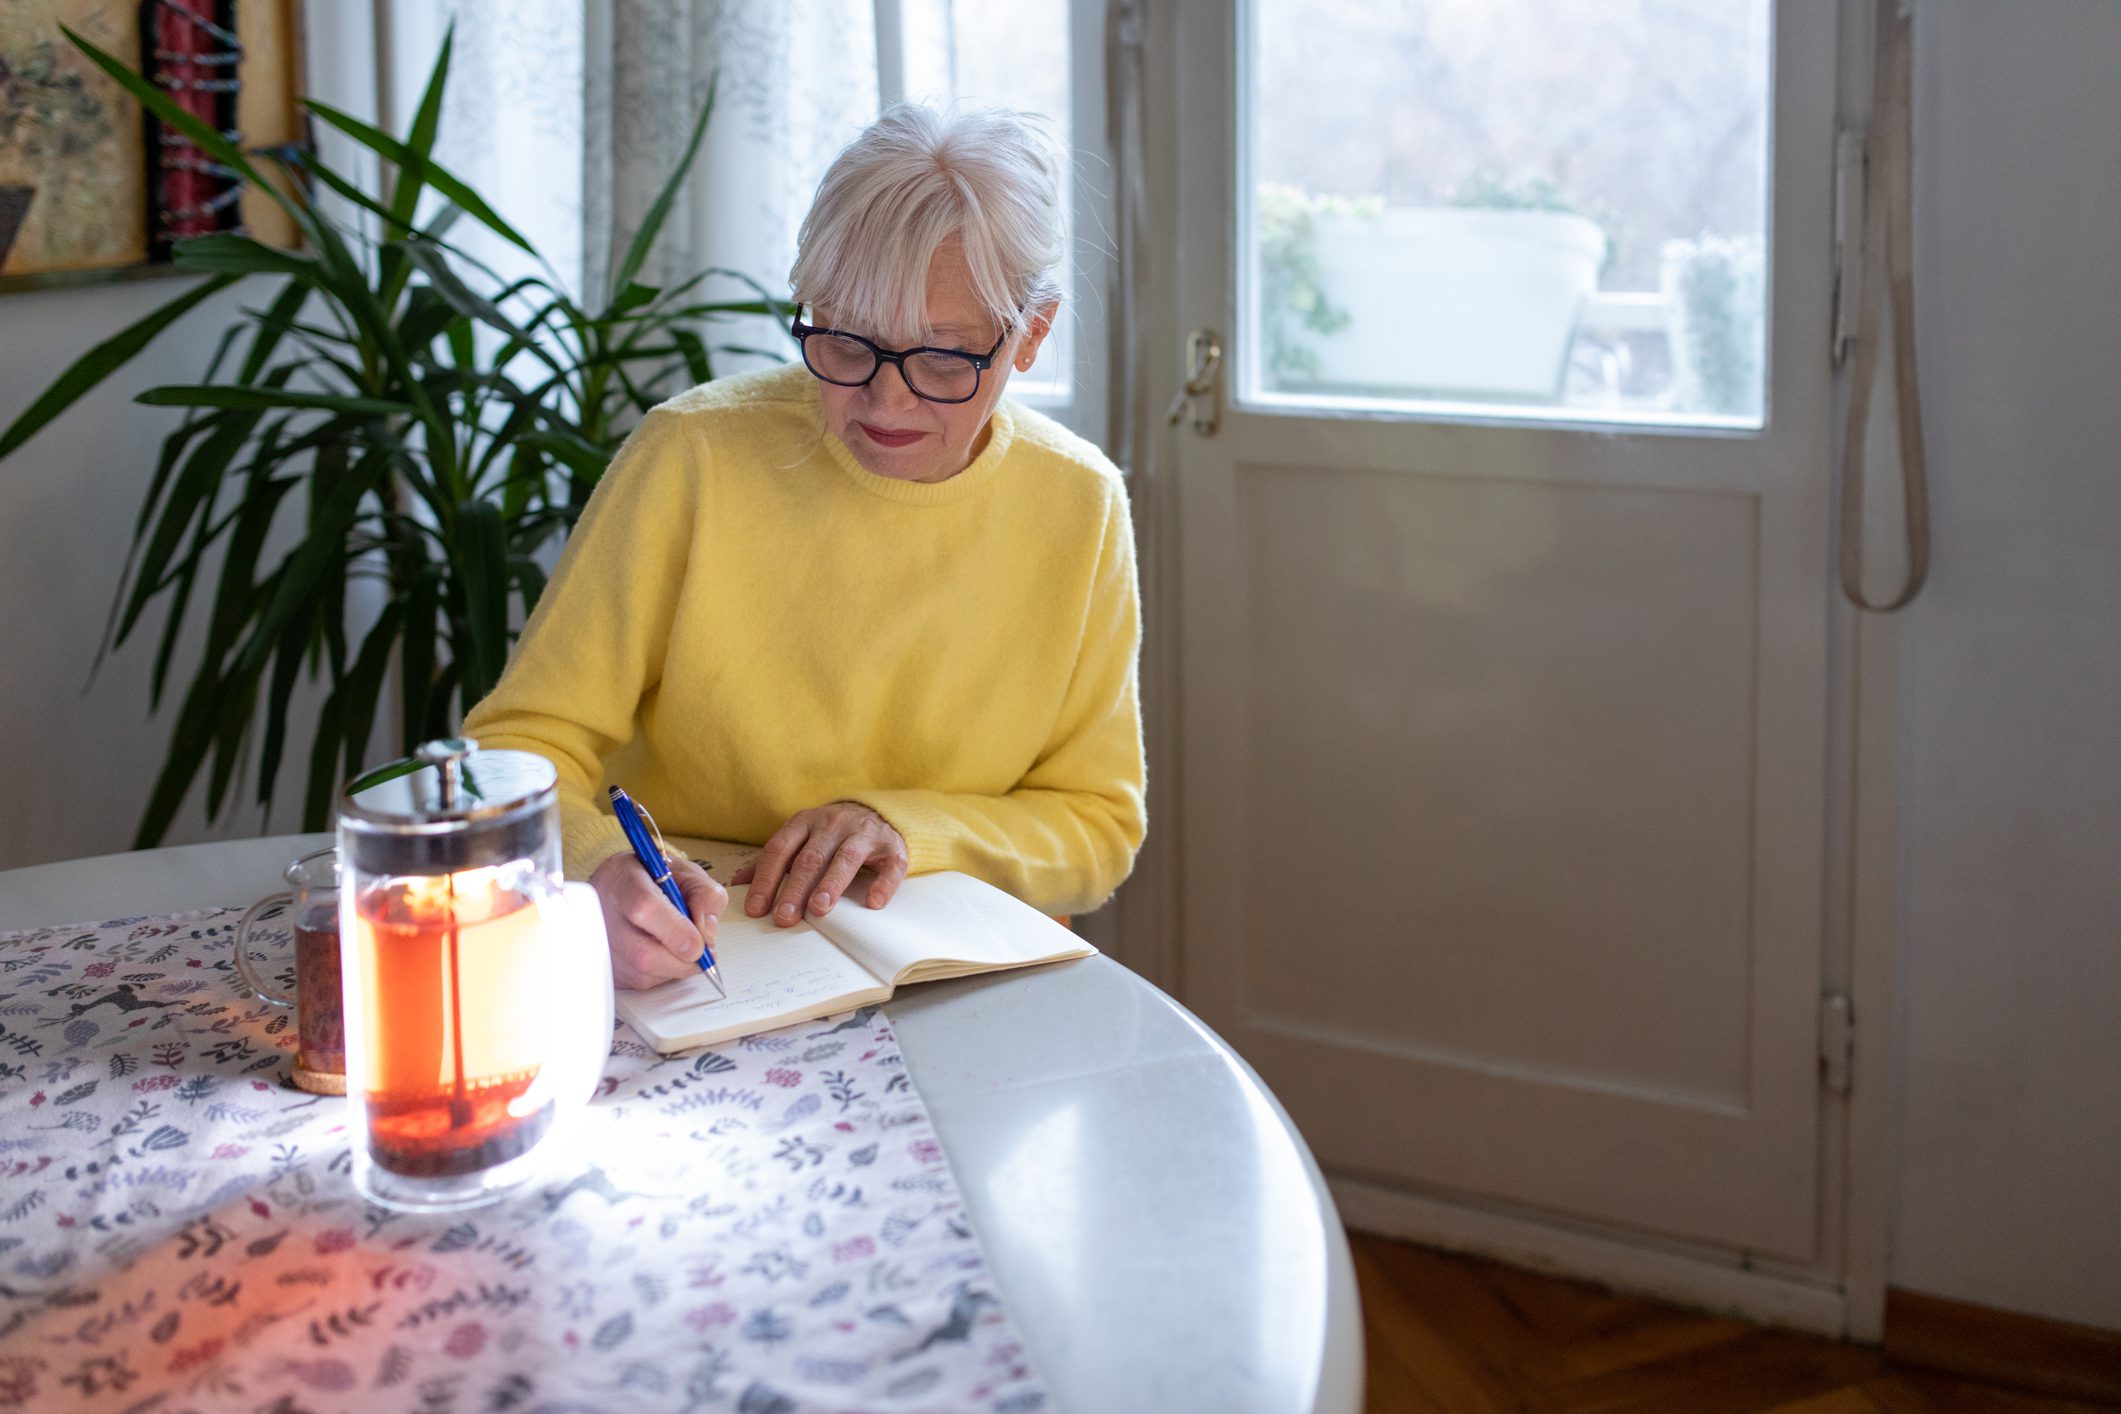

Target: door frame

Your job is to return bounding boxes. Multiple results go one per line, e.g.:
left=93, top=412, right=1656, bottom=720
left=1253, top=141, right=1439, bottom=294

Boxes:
left=1107, top=0, right=1899, bottom=1339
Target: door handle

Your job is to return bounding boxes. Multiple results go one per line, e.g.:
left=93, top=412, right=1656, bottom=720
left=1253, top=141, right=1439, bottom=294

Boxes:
left=1165, top=327, right=1223, bottom=436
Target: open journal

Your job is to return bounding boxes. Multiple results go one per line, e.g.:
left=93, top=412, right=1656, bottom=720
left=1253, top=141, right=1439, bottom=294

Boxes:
left=612, top=870, right=1096, bottom=1053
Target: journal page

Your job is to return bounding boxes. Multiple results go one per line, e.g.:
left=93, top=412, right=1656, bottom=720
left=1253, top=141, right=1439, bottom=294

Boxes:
left=817, top=871, right=1095, bottom=985
left=615, top=903, right=888, bottom=1050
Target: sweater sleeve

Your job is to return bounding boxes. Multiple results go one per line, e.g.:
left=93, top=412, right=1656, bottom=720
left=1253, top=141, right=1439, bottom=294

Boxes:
left=463, top=412, right=699, bottom=880
left=843, top=486, right=1147, bottom=917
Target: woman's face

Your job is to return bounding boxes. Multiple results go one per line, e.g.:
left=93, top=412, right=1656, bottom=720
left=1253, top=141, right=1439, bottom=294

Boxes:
left=813, top=243, right=1053, bottom=483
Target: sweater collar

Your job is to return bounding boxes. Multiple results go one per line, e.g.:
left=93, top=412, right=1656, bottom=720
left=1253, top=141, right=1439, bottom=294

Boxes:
left=809, top=393, right=1018, bottom=505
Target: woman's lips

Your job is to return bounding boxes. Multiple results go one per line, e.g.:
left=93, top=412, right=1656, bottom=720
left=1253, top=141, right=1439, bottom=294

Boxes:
left=859, top=423, right=925, bottom=448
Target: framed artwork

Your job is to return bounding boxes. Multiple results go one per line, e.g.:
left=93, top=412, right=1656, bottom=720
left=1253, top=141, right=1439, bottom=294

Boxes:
left=0, top=0, right=302, bottom=293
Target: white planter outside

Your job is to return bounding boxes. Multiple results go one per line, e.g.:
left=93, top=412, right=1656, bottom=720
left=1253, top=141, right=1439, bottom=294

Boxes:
left=1293, top=206, right=1607, bottom=401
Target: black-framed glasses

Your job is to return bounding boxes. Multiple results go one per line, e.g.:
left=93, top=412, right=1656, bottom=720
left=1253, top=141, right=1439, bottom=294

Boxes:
left=790, top=314, right=1006, bottom=405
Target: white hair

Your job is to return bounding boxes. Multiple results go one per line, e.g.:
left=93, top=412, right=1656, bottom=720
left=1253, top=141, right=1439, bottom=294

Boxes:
left=790, top=103, right=1066, bottom=343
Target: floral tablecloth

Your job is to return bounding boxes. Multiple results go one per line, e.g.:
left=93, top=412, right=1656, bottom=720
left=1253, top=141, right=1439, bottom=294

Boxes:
left=0, top=908, right=1049, bottom=1413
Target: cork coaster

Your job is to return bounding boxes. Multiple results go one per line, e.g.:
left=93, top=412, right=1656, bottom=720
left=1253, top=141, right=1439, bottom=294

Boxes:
left=291, top=1062, right=347, bottom=1096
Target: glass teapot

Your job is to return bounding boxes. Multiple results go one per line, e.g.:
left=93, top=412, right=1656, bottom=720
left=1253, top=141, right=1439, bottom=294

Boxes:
left=337, top=738, right=614, bottom=1212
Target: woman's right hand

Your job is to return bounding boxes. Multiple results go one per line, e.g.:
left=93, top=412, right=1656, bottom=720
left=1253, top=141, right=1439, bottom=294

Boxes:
left=589, top=852, right=727, bottom=991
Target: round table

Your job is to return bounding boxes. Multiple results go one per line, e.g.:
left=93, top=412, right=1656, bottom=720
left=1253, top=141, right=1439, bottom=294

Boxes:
left=0, top=834, right=1362, bottom=1414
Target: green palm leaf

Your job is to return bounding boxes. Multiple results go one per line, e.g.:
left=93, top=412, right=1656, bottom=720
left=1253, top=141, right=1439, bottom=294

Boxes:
left=0, top=275, right=240, bottom=460
left=2, top=37, right=745, bottom=845
left=304, top=99, right=535, bottom=257
left=612, top=73, right=719, bottom=297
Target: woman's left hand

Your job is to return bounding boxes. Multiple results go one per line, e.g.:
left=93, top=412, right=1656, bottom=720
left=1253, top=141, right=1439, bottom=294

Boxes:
left=731, top=802, right=909, bottom=927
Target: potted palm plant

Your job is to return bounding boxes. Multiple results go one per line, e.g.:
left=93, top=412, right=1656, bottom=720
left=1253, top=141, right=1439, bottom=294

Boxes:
left=0, top=27, right=784, bottom=845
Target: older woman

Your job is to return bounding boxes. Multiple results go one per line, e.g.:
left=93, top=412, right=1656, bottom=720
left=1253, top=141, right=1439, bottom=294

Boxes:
left=463, top=104, right=1145, bottom=991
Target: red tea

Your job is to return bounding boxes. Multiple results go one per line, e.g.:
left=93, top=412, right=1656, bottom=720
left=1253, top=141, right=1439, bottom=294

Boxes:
left=292, top=907, right=345, bottom=1076
left=349, top=873, right=555, bottom=1178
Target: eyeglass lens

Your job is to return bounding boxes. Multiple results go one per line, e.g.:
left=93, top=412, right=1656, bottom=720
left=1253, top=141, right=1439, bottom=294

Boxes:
left=803, top=333, right=984, bottom=403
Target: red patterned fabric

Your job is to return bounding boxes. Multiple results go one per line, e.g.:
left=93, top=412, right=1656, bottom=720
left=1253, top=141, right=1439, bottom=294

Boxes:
left=148, top=1, right=240, bottom=248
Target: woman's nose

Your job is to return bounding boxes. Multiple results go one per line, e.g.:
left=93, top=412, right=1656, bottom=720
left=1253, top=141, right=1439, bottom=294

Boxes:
left=870, top=359, right=921, bottom=409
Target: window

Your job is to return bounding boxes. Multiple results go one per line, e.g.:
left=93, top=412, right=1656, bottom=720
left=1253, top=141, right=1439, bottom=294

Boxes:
left=1248, top=0, right=1772, bottom=426
left=891, top=0, right=1084, bottom=413
left=389, top=2, right=1105, bottom=434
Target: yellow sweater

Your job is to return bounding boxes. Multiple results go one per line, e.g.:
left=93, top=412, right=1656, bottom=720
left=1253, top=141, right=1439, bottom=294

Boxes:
left=463, top=364, right=1146, bottom=916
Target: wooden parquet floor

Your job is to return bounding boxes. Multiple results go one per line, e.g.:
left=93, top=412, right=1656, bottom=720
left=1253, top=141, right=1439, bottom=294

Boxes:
left=1352, top=1234, right=2117, bottom=1414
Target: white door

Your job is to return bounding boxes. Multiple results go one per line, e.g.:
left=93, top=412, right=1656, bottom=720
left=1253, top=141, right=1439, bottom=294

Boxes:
left=1166, top=1, right=1839, bottom=1259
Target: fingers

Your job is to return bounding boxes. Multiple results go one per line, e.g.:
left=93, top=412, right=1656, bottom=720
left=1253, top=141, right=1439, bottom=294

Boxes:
left=620, top=878, right=702, bottom=987
left=745, top=804, right=908, bottom=926
left=863, top=840, right=911, bottom=908
left=743, top=819, right=809, bottom=920
left=770, top=830, right=837, bottom=927
left=589, top=851, right=703, bottom=991
left=671, top=857, right=727, bottom=937
left=806, top=837, right=871, bottom=919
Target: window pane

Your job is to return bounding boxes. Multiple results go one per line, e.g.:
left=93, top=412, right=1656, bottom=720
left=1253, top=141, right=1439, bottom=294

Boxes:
left=1250, top=0, right=1772, bottom=425
left=904, top=0, right=1074, bottom=404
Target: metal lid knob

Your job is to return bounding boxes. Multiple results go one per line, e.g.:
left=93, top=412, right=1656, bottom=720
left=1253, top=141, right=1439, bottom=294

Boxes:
left=415, top=737, right=478, bottom=810
left=339, top=739, right=559, bottom=874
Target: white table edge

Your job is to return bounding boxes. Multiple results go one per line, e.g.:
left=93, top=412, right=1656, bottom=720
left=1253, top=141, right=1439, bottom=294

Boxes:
left=0, top=834, right=1364, bottom=1414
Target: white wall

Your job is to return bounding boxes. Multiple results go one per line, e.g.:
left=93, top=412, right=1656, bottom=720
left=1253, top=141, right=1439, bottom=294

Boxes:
left=0, top=0, right=378, bottom=877
left=0, top=278, right=328, bottom=872
left=1889, top=0, right=2121, bottom=1331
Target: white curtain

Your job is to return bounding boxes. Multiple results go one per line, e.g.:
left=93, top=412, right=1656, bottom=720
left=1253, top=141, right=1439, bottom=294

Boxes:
left=371, top=0, right=878, bottom=352
left=370, top=0, right=587, bottom=302
left=359, top=0, right=1101, bottom=414
left=584, top=0, right=878, bottom=316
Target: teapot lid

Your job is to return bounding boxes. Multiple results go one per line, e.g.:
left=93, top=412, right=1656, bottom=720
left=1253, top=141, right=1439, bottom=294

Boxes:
left=338, top=739, right=557, bottom=873
left=340, top=738, right=556, bottom=825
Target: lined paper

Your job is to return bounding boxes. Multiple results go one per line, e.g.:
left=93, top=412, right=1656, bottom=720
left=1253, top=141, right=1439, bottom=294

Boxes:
left=616, top=907, right=885, bottom=1049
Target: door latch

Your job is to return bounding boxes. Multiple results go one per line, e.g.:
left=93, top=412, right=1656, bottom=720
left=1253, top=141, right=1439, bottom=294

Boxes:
left=1819, top=993, right=1853, bottom=1096
left=1164, top=327, right=1223, bottom=437
left=1831, top=127, right=1866, bottom=368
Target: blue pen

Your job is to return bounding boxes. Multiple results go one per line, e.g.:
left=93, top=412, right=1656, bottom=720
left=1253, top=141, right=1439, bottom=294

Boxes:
left=608, top=786, right=726, bottom=997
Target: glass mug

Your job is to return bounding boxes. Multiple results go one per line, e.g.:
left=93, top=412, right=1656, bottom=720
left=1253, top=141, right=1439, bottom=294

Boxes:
left=338, top=739, right=615, bottom=1212
left=233, top=847, right=346, bottom=1095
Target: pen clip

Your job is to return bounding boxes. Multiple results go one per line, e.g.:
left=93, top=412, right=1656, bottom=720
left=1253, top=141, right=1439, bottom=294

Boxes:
left=636, top=801, right=674, bottom=868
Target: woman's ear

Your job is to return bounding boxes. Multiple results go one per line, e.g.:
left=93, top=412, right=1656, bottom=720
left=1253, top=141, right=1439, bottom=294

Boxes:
left=1014, top=299, right=1061, bottom=371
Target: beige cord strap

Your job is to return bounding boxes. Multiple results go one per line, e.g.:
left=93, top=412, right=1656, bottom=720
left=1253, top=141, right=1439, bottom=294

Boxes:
left=1841, top=0, right=1931, bottom=612
left=1105, top=0, right=1147, bottom=480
